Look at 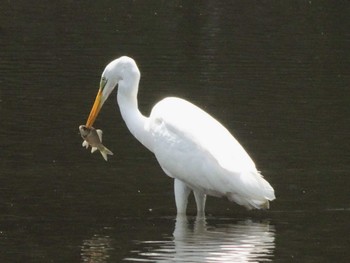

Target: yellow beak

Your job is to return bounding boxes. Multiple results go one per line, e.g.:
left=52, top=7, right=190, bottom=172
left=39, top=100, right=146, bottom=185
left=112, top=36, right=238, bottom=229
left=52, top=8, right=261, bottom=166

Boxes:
left=86, top=88, right=103, bottom=127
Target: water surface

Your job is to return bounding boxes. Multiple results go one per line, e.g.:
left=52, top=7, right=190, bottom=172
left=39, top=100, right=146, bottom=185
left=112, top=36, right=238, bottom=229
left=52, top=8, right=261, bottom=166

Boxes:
left=0, top=1, right=349, bottom=262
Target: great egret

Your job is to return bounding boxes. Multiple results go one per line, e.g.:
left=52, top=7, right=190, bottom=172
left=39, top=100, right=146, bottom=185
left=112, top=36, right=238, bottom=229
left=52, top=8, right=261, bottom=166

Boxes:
left=85, top=56, right=275, bottom=215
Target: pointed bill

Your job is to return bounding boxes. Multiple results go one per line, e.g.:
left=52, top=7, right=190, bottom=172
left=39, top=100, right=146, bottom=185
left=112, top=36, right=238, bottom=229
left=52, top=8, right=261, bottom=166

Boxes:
left=86, top=88, right=103, bottom=128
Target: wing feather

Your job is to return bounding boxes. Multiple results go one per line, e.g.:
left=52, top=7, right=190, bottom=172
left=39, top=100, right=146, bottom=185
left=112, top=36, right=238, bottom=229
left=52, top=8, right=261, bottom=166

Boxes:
left=149, top=97, right=275, bottom=207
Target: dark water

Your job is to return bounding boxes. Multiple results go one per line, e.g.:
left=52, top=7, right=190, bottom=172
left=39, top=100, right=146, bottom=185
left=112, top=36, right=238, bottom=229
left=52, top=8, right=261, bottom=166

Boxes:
left=1, top=1, right=349, bottom=262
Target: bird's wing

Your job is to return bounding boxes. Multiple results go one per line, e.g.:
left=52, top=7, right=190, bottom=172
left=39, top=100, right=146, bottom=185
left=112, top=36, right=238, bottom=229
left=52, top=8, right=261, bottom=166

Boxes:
left=150, top=97, right=256, bottom=173
left=149, top=97, right=272, bottom=201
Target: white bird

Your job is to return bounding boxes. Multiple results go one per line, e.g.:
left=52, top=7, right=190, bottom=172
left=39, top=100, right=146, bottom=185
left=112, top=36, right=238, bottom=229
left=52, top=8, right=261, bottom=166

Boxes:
left=85, top=56, right=275, bottom=215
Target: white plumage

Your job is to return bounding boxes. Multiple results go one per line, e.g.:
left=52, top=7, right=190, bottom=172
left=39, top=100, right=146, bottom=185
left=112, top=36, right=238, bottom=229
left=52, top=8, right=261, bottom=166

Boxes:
left=85, top=56, right=275, bottom=215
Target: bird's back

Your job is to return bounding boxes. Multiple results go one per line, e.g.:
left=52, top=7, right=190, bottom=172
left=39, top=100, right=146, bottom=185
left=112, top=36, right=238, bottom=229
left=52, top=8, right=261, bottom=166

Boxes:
left=149, top=97, right=275, bottom=209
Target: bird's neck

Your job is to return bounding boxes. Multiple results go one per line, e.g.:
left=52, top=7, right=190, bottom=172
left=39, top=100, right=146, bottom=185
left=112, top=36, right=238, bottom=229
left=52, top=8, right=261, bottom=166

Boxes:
left=117, top=82, right=153, bottom=152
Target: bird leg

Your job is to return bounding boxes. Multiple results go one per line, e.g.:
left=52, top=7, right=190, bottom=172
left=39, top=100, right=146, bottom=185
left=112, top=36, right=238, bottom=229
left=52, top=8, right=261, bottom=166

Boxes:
left=174, top=179, right=191, bottom=214
left=194, top=190, right=206, bottom=217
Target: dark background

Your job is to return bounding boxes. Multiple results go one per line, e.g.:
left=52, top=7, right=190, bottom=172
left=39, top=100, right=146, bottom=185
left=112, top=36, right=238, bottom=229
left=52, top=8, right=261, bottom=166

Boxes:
left=0, top=1, right=349, bottom=262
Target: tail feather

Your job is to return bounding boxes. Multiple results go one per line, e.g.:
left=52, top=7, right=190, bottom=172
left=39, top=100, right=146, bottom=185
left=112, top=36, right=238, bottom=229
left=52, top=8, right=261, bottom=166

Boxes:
left=228, top=194, right=271, bottom=210
left=227, top=171, right=275, bottom=210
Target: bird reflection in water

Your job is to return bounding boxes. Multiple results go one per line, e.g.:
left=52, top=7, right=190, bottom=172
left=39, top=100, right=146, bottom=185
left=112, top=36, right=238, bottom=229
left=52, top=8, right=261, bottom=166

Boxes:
left=125, top=215, right=275, bottom=262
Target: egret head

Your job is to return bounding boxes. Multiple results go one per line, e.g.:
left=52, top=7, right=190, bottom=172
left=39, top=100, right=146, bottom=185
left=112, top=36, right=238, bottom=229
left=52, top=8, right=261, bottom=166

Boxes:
left=86, top=56, right=140, bottom=127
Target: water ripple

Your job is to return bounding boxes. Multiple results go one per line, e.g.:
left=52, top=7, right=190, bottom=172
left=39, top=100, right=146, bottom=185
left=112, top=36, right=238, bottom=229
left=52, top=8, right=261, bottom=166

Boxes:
left=124, top=216, right=275, bottom=262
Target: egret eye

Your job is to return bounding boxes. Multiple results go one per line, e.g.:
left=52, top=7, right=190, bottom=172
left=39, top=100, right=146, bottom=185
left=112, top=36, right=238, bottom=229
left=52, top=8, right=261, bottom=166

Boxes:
left=100, top=77, right=107, bottom=90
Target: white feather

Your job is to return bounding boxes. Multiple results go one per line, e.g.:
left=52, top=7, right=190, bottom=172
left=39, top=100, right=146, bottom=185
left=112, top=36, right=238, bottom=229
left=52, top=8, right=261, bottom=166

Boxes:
left=96, top=56, right=275, bottom=214
left=149, top=97, right=275, bottom=209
